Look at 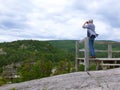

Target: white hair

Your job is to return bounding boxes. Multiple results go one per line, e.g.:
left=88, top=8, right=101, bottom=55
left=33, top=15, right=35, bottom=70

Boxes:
left=89, top=19, right=93, bottom=23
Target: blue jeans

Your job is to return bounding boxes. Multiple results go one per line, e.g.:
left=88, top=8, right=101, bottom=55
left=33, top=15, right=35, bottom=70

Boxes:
left=89, top=36, right=95, bottom=56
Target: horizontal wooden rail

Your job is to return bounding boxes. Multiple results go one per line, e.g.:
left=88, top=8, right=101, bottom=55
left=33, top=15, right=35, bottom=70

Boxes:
left=95, top=41, right=120, bottom=44
left=77, top=58, right=120, bottom=61
left=79, top=49, right=120, bottom=53
left=101, top=64, right=120, bottom=66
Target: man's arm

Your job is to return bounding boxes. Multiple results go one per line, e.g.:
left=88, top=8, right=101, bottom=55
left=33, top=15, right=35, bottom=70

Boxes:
left=82, top=21, right=89, bottom=28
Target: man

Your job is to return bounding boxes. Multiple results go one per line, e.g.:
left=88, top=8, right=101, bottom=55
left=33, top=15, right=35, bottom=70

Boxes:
left=82, top=19, right=98, bottom=58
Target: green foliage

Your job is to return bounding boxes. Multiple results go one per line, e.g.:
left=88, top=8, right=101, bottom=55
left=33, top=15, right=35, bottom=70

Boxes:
left=0, top=40, right=76, bottom=83
left=19, top=59, right=53, bottom=81
left=50, top=40, right=76, bottom=52
left=0, top=40, right=75, bottom=67
left=11, top=87, right=16, bottom=90
left=0, top=40, right=119, bottom=84
left=89, top=64, right=96, bottom=70
left=0, top=78, right=7, bottom=86
left=33, top=60, right=53, bottom=78
left=78, top=64, right=84, bottom=71
left=53, top=60, right=74, bottom=75
left=0, top=67, right=3, bottom=73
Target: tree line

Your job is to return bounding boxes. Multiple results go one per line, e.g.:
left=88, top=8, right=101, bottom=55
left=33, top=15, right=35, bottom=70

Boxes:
left=0, top=40, right=119, bottom=85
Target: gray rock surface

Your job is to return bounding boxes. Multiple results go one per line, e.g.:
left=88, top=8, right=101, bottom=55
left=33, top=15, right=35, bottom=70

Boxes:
left=0, top=68, right=120, bottom=90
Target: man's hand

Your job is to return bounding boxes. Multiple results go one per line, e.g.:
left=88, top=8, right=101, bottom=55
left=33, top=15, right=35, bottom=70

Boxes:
left=82, top=21, right=89, bottom=28
left=86, top=21, right=89, bottom=24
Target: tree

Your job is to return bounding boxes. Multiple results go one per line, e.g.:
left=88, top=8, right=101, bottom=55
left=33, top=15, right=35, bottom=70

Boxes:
left=19, top=59, right=53, bottom=81
left=53, top=59, right=74, bottom=75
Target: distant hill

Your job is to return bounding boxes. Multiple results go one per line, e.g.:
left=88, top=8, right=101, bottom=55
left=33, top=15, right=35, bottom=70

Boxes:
left=0, top=40, right=71, bottom=67
left=49, top=40, right=76, bottom=52
left=0, top=40, right=120, bottom=67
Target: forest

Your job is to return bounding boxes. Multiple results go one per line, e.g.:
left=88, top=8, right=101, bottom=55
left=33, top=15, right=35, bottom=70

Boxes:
left=0, top=40, right=119, bottom=85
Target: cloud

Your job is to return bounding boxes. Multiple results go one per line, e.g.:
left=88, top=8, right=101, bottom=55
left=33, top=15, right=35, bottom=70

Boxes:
left=0, top=0, right=120, bottom=42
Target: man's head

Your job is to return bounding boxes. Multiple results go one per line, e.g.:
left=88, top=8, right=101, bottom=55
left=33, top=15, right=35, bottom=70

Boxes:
left=88, top=19, right=93, bottom=23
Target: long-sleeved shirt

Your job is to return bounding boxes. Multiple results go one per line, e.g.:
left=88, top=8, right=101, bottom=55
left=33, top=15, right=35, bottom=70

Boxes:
left=82, top=23, right=98, bottom=37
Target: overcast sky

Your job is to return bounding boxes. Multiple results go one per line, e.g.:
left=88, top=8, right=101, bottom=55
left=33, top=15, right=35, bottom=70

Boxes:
left=0, top=0, right=120, bottom=42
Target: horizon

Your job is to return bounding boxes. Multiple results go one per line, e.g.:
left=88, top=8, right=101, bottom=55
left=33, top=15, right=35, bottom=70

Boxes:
left=0, top=39, right=119, bottom=43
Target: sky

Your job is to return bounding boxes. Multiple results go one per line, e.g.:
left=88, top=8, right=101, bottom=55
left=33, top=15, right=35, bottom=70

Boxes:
left=0, top=0, right=120, bottom=42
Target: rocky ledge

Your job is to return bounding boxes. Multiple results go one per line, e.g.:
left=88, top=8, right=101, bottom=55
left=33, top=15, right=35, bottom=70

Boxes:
left=0, top=68, right=120, bottom=90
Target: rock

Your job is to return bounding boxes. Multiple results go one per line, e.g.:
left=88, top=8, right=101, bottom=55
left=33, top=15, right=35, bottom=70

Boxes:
left=0, top=68, right=120, bottom=90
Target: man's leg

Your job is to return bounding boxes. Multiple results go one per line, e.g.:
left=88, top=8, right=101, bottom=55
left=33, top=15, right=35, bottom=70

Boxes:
left=89, top=37, right=95, bottom=57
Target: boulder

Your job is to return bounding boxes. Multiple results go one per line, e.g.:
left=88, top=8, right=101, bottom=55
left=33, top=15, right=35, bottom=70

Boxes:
left=0, top=68, right=120, bottom=90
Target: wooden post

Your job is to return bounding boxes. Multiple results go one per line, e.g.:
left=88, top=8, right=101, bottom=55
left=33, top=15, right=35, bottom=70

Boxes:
left=108, top=44, right=112, bottom=58
left=75, top=40, right=79, bottom=71
left=84, top=37, right=89, bottom=71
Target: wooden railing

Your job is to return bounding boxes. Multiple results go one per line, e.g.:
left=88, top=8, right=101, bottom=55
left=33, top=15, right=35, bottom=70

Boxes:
left=75, top=37, right=120, bottom=71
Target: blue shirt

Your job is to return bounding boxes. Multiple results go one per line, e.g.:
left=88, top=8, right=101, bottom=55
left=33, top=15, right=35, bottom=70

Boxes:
left=83, top=23, right=96, bottom=37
